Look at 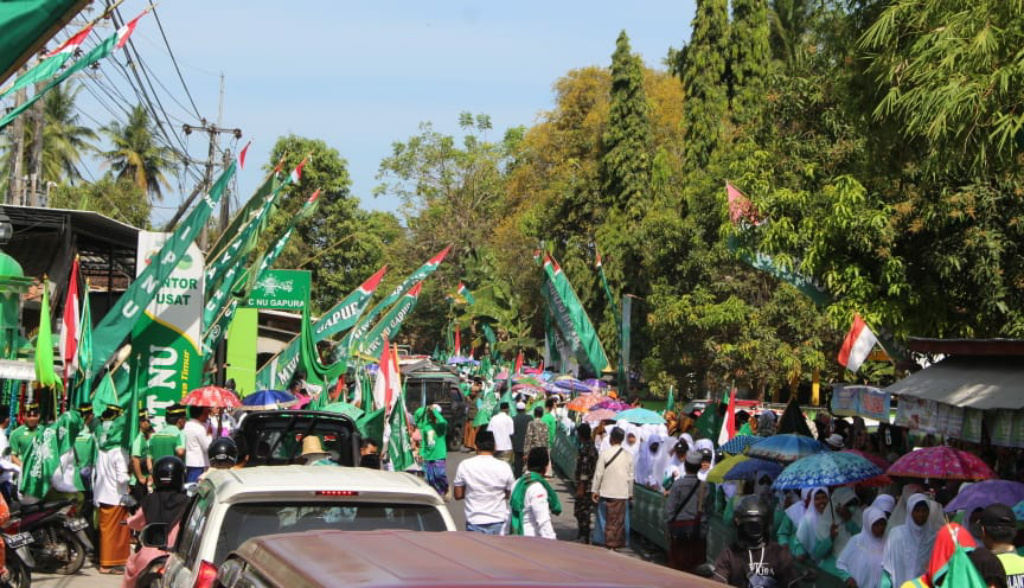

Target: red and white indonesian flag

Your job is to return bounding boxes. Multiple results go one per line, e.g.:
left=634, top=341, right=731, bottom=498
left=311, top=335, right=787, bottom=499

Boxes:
left=288, top=157, right=307, bottom=185
left=717, top=387, right=738, bottom=446
left=373, top=342, right=401, bottom=414
left=47, top=25, right=93, bottom=57
left=838, top=315, right=878, bottom=373
left=115, top=10, right=148, bottom=50
left=59, top=257, right=81, bottom=380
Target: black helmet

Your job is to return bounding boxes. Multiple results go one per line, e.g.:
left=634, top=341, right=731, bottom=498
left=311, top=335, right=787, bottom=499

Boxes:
left=153, top=456, right=185, bottom=491
left=733, top=495, right=771, bottom=549
left=208, top=437, right=238, bottom=468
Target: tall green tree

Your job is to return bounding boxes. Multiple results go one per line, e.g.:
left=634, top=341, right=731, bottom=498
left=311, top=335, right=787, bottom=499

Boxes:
left=49, top=174, right=150, bottom=228
left=730, top=0, right=771, bottom=125
left=600, top=31, right=651, bottom=211
left=99, top=105, right=176, bottom=202
left=679, top=0, right=730, bottom=168
left=41, top=83, right=97, bottom=185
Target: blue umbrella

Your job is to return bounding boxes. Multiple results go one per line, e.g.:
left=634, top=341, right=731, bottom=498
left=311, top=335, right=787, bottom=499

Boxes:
left=747, top=434, right=824, bottom=463
left=723, top=458, right=783, bottom=482
left=615, top=407, right=665, bottom=425
left=720, top=435, right=760, bottom=455
left=241, top=390, right=297, bottom=410
left=772, top=451, right=883, bottom=490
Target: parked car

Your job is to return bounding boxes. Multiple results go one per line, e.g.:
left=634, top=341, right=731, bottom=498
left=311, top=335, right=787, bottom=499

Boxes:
left=402, top=364, right=467, bottom=451
left=212, top=530, right=719, bottom=588
left=234, top=409, right=361, bottom=466
left=145, top=466, right=455, bottom=588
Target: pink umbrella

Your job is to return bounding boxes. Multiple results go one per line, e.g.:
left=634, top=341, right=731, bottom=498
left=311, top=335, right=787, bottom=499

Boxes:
left=841, top=449, right=890, bottom=470
left=887, top=446, right=997, bottom=481
left=182, top=386, right=242, bottom=408
left=584, top=409, right=617, bottom=423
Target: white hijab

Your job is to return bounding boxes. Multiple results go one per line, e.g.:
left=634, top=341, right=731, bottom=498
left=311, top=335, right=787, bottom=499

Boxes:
left=796, top=487, right=834, bottom=561
left=881, top=493, right=942, bottom=586
left=830, top=486, right=860, bottom=559
left=694, top=438, right=715, bottom=482
left=785, top=488, right=811, bottom=526
left=837, top=506, right=887, bottom=588
left=635, top=433, right=662, bottom=485
left=871, top=493, right=896, bottom=518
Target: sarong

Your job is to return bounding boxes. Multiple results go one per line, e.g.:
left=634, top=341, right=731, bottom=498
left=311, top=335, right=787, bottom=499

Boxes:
left=423, top=459, right=448, bottom=496
left=667, top=519, right=706, bottom=571
left=603, top=498, right=627, bottom=549
left=98, top=504, right=131, bottom=567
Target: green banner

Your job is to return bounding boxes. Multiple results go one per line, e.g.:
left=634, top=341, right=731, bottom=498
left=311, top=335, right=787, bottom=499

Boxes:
left=132, top=233, right=204, bottom=413
left=244, top=270, right=310, bottom=310
left=542, top=254, right=609, bottom=374
left=359, top=283, right=423, bottom=359
left=206, top=169, right=279, bottom=264
left=255, top=266, right=386, bottom=391
left=0, top=0, right=85, bottom=85
left=90, top=162, right=234, bottom=374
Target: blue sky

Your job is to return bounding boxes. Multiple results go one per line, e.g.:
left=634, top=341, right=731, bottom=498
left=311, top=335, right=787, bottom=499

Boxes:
left=69, top=1, right=697, bottom=224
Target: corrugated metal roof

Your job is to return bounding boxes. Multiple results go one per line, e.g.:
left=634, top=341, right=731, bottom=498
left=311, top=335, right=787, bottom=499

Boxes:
left=886, top=356, right=1024, bottom=410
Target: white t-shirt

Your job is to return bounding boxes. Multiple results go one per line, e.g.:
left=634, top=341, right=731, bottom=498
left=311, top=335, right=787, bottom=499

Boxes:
left=453, top=454, right=515, bottom=525
left=183, top=419, right=212, bottom=468
left=504, top=481, right=555, bottom=539
left=93, top=447, right=129, bottom=506
left=488, top=412, right=514, bottom=452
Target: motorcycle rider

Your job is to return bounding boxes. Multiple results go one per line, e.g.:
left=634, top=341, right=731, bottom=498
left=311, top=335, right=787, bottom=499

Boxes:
left=712, top=495, right=801, bottom=587
left=123, top=456, right=189, bottom=588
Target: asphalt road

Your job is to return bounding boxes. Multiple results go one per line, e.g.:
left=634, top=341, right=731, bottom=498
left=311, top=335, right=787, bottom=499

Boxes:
left=37, top=450, right=662, bottom=587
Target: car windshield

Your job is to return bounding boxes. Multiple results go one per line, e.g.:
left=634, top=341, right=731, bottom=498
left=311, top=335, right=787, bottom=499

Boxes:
left=213, top=501, right=447, bottom=564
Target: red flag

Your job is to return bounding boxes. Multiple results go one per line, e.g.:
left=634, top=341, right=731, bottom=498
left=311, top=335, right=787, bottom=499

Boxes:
left=115, top=10, right=148, bottom=50
left=514, top=351, right=524, bottom=375
left=717, top=388, right=738, bottom=445
left=238, top=141, right=251, bottom=170
left=454, top=329, right=461, bottom=356
left=289, top=157, right=308, bottom=185
left=59, top=257, right=81, bottom=382
left=47, top=24, right=93, bottom=57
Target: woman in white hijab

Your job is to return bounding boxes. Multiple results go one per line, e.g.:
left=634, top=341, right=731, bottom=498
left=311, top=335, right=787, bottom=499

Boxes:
left=694, top=438, right=716, bottom=482
left=881, top=493, right=943, bottom=587
left=836, top=506, right=888, bottom=588
left=776, top=489, right=808, bottom=552
left=886, top=483, right=925, bottom=537
left=795, top=487, right=836, bottom=565
left=830, top=486, right=861, bottom=557
left=634, top=433, right=662, bottom=487
left=871, top=493, right=896, bottom=519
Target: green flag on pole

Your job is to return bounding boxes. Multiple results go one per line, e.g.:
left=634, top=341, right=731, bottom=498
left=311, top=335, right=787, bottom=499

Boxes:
left=387, top=391, right=415, bottom=472
left=541, top=254, right=610, bottom=374
left=0, top=24, right=92, bottom=102
left=91, top=161, right=235, bottom=374
left=205, top=164, right=281, bottom=263
left=358, top=282, right=423, bottom=359
left=34, top=279, right=62, bottom=393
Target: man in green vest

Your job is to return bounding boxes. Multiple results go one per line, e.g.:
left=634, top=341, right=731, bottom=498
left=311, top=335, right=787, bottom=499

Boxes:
left=9, top=402, right=42, bottom=466
left=129, top=410, right=154, bottom=502
left=979, top=503, right=1024, bottom=587
left=148, top=404, right=186, bottom=461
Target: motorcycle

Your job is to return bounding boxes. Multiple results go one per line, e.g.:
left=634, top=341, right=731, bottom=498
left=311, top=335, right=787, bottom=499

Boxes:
left=1, top=531, right=33, bottom=588
left=4, top=499, right=89, bottom=575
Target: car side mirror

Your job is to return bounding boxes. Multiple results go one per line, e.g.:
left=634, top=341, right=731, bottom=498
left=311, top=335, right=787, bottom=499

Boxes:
left=140, top=523, right=169, bottom=550
left=693, top=563, right=715, bottom=578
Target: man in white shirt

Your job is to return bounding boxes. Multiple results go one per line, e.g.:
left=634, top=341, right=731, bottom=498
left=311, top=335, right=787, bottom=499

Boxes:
left=591, top=427, right=634, bottom=550
left=453, top=431, right=515, bottom=534
left=182, top=406, right=212, bottom=483
left=506, top=447, right=558, bottom=539
left=487, top=402, right=514, bottom=464
left=93, top=407, right=131, bottom=574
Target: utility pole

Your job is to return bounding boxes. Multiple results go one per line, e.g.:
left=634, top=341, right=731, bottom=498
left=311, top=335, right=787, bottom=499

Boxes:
left=6, top=67, right=28, bottom=205
left=27, top=80, right=46, bottom=207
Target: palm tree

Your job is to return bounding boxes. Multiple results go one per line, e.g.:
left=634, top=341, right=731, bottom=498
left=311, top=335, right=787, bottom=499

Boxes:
left=41, top=82, right=98, bottom=185
left=100, top=104, right=176, bottom=201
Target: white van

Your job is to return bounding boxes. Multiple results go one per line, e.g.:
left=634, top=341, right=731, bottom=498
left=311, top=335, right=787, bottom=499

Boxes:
left=151, top=466, right=455, bottom=588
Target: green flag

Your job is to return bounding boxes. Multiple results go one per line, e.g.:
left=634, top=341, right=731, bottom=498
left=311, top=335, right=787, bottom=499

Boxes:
left=34, top=279, right=62, bottom=392
left=299, top=302, right=347, bottom=411
left=91, top=161, right=235, bottom=374
left=356, top=407, right=385, bottom=448
left=387, top=391, right=415, bottom=472
left=0, top=11, right=147, bottom=132
left=358, top=282, right=423, bottom=359
left=19, top=410, right=83, bottom=500
left=0, top=24, right=88, bottom=101
left=348, top=246, right=451, bottom=346
left=456, top=282, right=475, bottom=305
left=664, top=386, right=675, bottom=415
left=206, top=165, right=281, bottom=263
left=541, top=254, right=610, bottom=374
left=255, top=266, right=387, bottom=391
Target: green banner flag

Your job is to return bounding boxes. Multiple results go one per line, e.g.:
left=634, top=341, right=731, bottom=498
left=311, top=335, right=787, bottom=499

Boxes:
left=297, top=300, right=346, bottom=410
left=348, top=246, right=451, bottom=346
left=255, top=266, right=387, bottom=391
left=0, top=11, right=147, bottom=132
left=0, top=0, right=89, bottom=85
left=358, top=282, right=423, bottom=359
left=387, top=391, right=415, bottom=472
left=206, top=167, right=280, bottom=263
left=91, top=161, right=235, bottom=374
left=456, top=282, right=475, bottom=305
left=541, top=254, right=610, bottom=374
left=34, top=279, right=62, bottom=392
left=19, top=409, right=83, bottom=500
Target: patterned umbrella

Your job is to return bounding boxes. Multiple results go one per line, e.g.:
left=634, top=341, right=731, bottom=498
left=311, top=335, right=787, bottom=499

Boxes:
left=706, top=454, right=750, bottom=484
left=514, top=376, right=545, bottom=388
left=584, top=409, right=618, bottom=423
left=773, top=451, right=884, bottom=490
left=183, top=386, right=242, bottom=408
left=566, top=394, right=609, bottom=412
left=841, top=449, right=890, bottom=470
left=615, top=407, right=665, bottom=425
left=592, top=400, right=631, bottom=412
left=511, top=384, right=544, bottom=396
left=723, top=458, right=784, bottom=482
left=555, top=377, right=591, bottom=393
left=747, top=434, right=823, bottom=463
left=322, top=402, right=365, bottom=420
left=721, top=435, right=759, bottom=455
left=943, top=480, right=1024, bottom=513
left=241, top=390, right=296, bottom=411
left=887, top=446, right=997, bottom=481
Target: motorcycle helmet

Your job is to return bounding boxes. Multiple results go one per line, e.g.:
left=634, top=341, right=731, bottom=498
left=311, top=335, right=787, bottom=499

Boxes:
left=208, top=437, right=239, bottom=468
left=733, top=495, right=770, bottom=549
left=153, top=456, right=185, bottom=491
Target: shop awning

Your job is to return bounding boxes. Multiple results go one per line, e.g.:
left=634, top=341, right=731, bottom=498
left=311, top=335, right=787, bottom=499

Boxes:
left=886, top=355, right=1024, bottom=411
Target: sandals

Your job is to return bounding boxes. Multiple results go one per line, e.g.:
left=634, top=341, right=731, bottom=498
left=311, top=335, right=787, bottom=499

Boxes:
left=98, top=566, right=125, bottom=575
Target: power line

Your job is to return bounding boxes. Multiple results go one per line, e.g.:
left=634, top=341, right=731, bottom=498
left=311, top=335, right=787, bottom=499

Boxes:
left=150, top=5, right=203, bottom=120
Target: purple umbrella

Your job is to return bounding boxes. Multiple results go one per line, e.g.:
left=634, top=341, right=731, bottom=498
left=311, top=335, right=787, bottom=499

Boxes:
left=583, top=378, right=610, bottom=390
left=943, top=480, right=1024, bottom=514
left=555, top=377, right=592, bottom=393
left=592, top=400, right=631, bottom=412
